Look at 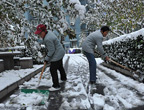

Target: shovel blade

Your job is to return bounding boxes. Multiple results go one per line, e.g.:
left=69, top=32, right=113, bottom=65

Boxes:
left=21, top=88, right=49, bottom=95
left=21, top=88, right=49, bottom=105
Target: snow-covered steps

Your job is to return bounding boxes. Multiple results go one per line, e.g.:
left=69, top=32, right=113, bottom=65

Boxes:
left=0, top=65, right=45, bottom=102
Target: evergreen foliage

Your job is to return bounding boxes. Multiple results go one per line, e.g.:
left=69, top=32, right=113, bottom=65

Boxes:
left=0, top=0, right=84, bottom=63
left=103, top=35, right=144, bottom=72
left=82, top=0, right=144, bottom=36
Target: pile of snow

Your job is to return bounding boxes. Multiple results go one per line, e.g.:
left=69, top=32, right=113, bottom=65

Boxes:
left=69, top=0, right=86, bottom=19
left=103, top=28, right=144, bottom=45
left=8, top=93, right=45, bottom=106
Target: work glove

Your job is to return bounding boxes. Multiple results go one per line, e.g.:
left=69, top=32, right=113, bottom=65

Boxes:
left=45, top=55, right=50, bottom=62
left=44, top=55, right=51, bottom=64
left=104, top=56, right=110, bottom=63
left=44, top=60, right=51, bottom=65
left=44, top=60, right=48, bottom=63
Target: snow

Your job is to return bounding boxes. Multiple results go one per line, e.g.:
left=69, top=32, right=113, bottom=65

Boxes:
left=1, top=26, right=144, bottom=110
left=19, top=57, right=32, bottom=60
left=0, top=46, right=25, bottom=50
left=0, top=59, right=3, bottom=61
left=0, top=54, right=144, bottom=109
left=103, top=28, right=144, bottom=45
left=0, top=51, right=21, bottom=55
left=0, top=65, right=43, bottom=91
left=11, top=93, right=44, bottom=106
left=69, top=0, right=86, bottom=19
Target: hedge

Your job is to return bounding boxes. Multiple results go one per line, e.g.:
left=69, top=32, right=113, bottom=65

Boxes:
left=102, top=29, right=144, bottom=72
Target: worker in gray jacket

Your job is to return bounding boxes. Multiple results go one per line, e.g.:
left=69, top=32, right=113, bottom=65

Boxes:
left=82, top=26, right=110, bottom=88
left=35, top=24, right=67, bottom=91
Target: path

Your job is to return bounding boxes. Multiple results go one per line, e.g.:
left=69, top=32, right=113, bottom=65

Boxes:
left=1, top=54, right=144, bottom=110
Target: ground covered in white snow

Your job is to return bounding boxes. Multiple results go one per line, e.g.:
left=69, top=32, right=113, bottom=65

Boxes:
left=0, top=65, right=43, bottom=91
left=0, top=54, right=144, bottom=110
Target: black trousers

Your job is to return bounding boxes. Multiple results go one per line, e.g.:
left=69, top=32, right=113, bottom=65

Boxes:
left=50, top=58, right=67, bottom=87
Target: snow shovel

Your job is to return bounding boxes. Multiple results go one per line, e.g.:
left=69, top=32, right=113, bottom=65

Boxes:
left=37, top=62, right=47, bottom=87
left=20, top=62, right=48, bottom=94
left=109, top=58, right=132, bottom=71
left=109, top=58, right=144, bottom=82
left=94, top=50, right=144, bottom=82
left=20, top=88, right=49, bottom=105
left=20, top=62, right=49, bottom=105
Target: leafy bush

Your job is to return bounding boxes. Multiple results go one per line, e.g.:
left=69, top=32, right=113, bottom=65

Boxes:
left=103, top=35, right=144, bottom=72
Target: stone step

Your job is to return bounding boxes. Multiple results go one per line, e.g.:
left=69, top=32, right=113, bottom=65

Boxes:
left=0, top=65, right=48, bottom=102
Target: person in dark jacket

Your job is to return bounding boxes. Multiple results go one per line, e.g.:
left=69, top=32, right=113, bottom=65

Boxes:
left=35, top=24, right=67, bottom=91
left=82, top=26, right=110, bottom=88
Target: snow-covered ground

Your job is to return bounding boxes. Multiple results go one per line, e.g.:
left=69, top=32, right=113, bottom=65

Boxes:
left=0, top=54, right=144, bottom=110
left=0, top=65, right=43, bottom=91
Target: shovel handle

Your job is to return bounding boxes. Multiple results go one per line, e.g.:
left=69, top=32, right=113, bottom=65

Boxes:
left=109, top=59, right=131, bottom=71
left=39, top=62, right=47, bottom=80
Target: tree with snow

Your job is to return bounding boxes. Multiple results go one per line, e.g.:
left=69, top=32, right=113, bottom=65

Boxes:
left=0, top=0, right=85, bottom=63
left=82, top=0, right=144, bottom=37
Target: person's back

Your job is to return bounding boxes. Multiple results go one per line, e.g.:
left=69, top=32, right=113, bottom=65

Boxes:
left=43, top=30, right=65, bottom=62
left=82, top=30, right=105, bottom=56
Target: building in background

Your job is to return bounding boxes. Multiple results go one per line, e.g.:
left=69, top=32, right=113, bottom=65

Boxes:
left=24, top=0, right=87, bottom=52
